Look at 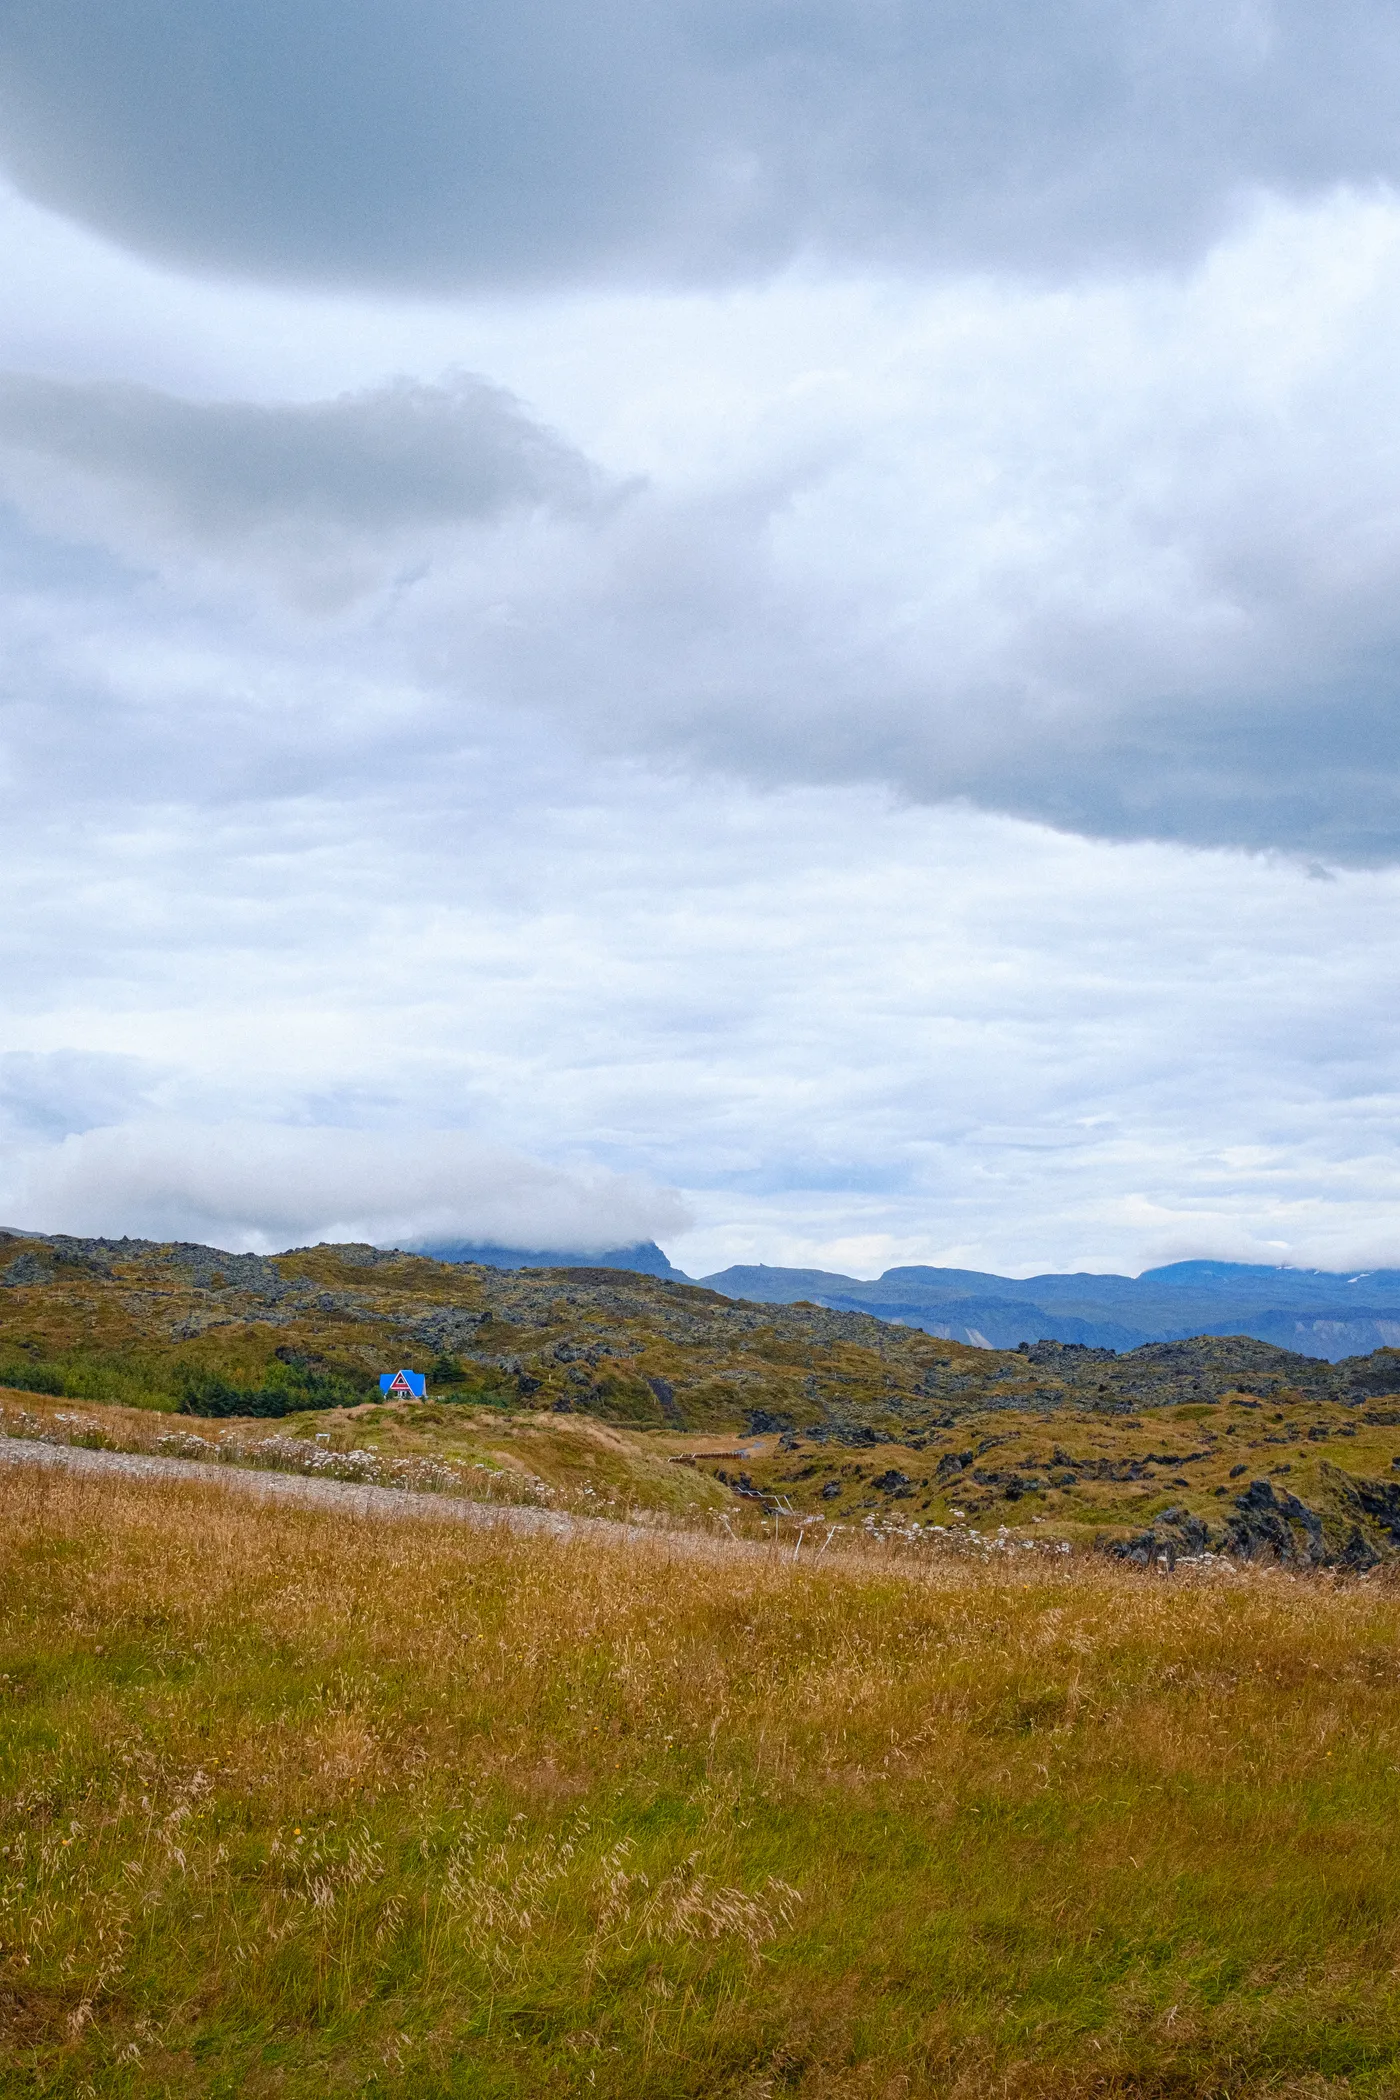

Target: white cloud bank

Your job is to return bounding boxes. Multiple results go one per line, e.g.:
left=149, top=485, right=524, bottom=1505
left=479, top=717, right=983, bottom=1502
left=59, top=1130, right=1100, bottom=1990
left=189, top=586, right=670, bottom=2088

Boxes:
left=3, top=769, right=1399, bottom=1280
left=2, top=12, right=1400, bottom=1275
left=0, top=1123, right=691, bottom=1256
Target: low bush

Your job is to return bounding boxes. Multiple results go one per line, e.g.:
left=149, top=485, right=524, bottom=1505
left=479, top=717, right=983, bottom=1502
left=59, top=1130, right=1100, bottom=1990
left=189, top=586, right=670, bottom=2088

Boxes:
left=0, top=1360, right=66, bottom=1397
left=175, top=1362, right=366, bottom=1418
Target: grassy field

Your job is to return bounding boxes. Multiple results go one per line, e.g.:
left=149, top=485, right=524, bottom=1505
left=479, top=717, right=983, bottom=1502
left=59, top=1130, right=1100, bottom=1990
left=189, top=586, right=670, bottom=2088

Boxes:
left=4, top=1464, right=1400, bottom=2096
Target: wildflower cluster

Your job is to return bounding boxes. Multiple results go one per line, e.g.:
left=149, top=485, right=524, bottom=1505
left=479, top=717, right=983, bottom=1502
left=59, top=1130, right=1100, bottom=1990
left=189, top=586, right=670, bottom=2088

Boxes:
left=0, top=1406, right=116, bottom=1451
left=149, top=1427, right=557, bottom=1503
left=840, top=1509, right=1076, bottom=1558
left=0, top=1402, right=559, bottom=1510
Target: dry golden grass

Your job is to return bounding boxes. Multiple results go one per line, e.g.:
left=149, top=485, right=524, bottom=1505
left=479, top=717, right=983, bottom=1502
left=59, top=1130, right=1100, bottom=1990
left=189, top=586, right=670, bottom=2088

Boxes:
left=4, top=1465, right=1400, bottom=2097
left=0, top=1390, right=738, bottom=1529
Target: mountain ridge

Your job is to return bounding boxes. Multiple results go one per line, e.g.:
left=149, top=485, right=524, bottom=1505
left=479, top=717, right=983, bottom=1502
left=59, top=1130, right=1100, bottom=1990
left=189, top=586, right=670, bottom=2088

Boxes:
left=695, top=1257, right=1400, bottom=1361
left=11, top=1223, right=1400, bottom=1361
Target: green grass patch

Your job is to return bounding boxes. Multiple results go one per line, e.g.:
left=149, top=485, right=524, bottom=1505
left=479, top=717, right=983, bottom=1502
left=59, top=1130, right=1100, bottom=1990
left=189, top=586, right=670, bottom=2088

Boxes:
left=3, top=1467, right=1400, bottom=2095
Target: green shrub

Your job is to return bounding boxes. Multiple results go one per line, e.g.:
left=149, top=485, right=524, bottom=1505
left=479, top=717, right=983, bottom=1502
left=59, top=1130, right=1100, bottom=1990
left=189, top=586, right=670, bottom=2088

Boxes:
left=577, top=1373, right=668, bottom=1429
left=175, top=1362, right=366, bottom=1419
left=0, top=1361, right=65, bottom=1397
left=437, top=1384, right=512, bottom=1409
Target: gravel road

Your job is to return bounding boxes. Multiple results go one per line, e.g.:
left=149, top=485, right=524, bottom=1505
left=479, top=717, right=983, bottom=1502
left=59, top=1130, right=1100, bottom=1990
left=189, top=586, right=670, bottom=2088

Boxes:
left=0, top=1434, right=1067, bottom=1578
left=0, top=1435, right=676, bottom=1552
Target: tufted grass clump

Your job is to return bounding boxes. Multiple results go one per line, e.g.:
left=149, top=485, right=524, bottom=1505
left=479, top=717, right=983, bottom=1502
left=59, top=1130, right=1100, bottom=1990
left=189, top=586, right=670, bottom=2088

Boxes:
left=3, top=1466, right=1400, bottom=2096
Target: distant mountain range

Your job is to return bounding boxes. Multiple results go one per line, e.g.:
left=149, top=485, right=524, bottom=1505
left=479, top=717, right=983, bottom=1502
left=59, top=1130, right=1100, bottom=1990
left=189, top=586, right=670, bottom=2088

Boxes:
left=415, top=1242, right=1400, bottom=1362
left=693, top=1258, right=1400, bottom=1362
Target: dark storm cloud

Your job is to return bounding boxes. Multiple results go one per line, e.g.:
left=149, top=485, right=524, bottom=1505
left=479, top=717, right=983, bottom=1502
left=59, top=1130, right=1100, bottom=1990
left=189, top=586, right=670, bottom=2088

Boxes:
left=1, top=1, right=1399, bottom=289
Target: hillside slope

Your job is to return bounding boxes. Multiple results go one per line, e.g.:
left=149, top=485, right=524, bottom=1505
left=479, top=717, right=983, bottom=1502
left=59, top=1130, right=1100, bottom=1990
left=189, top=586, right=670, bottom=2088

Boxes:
left=6, top=1229, right=1400, bottom=1563
left=8, top=1229, right=1400, bottom=1426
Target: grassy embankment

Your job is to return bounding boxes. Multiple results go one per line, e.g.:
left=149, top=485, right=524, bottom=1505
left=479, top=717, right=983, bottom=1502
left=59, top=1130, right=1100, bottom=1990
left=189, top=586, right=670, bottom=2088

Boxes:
left=9, top=1378, right=1400, bottom=1553
left=4, top=1463, right=1400, bottom=2096
left=0, top=1390, right=738, bottom=1528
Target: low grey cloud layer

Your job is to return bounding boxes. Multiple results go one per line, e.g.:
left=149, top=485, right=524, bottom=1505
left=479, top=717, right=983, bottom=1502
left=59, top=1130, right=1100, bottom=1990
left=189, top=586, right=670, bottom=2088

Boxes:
left=5, top=205, right=1400, bottom=859
left=0, top=1050, right=155, bottom=1142
left=3, top=2, right=1400, bottom=288
left=0, top=369, right=599, bottom=605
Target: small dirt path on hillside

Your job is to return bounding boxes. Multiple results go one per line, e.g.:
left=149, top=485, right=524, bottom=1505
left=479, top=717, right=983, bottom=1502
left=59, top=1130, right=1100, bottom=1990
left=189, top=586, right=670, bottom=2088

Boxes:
left=0, top=1435, right=763, bottom=1563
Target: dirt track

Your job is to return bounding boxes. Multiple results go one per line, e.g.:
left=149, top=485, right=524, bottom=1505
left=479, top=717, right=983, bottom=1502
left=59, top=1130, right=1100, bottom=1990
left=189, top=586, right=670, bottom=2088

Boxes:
left=0, top=1434, right=669, bottom=1551
left=0, top=1434, right=1042, bottom=1578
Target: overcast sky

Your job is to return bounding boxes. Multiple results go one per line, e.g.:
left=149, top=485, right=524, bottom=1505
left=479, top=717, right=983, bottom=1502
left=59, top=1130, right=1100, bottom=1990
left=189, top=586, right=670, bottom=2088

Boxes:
left=3, top=2, right=1400, bottom=1275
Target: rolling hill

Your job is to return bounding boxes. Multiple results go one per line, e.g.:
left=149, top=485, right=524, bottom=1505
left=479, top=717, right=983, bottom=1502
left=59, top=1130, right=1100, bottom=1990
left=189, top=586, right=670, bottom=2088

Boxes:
left=6, top=1227, right=1400, bottom=1566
